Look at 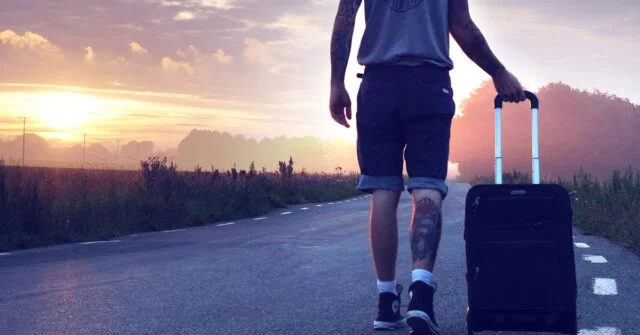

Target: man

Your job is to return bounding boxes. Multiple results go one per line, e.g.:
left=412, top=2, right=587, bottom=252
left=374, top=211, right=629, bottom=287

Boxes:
left=329, top=0, right=526, bottom=334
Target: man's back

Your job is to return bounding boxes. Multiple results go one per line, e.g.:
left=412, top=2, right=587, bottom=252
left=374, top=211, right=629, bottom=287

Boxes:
left=358, top=0, right=454, bottom=69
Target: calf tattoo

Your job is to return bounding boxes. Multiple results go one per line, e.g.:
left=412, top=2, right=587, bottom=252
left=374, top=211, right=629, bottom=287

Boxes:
left=410, top=198, right=443, bottom=263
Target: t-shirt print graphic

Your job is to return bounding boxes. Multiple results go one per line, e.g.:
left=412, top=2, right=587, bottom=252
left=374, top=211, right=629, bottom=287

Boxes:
left=384, top=0, right=424, bottom=12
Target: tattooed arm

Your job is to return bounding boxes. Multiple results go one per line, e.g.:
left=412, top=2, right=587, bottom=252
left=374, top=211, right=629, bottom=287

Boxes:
left=449, top=0, right=526, bottom=103
left=329, top=0, right=362, bottom=128
left=331, top=0, right=362, bottom=85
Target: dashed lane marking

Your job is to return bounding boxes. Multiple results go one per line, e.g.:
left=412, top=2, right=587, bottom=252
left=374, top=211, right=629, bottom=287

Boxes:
left=583, top=255, right=608, bottom=264
left=0, top=253, right=10, bottom=256
left=315, top=204, right=324, bottom=207
left=281, top=212, right=292, bottom=215
left=328, top=203, right=335, bottom=205
left=593, top=278, right=618, bottom=295
left=575, top=243, right=590, bottom=248
left=578, top=327, right=622, bottom=335
left=301, top=208, right=310, bottom=210
left=216, top=223, right=235, bottom=227
left=163, top=229, right=186, bottom=233
left=253, top=217, right=267, bottom=221
left=79, top=240, right=121, bottom=245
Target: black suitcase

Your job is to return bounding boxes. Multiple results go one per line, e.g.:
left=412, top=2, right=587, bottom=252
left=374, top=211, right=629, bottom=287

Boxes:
left=464, top=92, right=578, bottom=335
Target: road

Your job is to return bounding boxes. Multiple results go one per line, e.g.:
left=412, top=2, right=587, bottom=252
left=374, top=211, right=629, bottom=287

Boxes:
left=1, top=183, right=638, bottom=334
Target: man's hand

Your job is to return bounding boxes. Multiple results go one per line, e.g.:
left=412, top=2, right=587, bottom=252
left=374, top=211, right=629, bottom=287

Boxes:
left=330, top=83, right=352, bottom=128
left=492, top=67, right=526, bottom=103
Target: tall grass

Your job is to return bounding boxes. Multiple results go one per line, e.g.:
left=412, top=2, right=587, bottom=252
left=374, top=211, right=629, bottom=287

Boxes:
left=471, top=168, right=640, bottom=254
left=568, top=168, right=640, bottom=253
left=0, top=156, right=361, bottom=251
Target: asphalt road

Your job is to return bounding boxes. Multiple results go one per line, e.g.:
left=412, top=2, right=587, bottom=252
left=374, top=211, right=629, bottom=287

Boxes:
left=1, top=182, right=638, bottom=335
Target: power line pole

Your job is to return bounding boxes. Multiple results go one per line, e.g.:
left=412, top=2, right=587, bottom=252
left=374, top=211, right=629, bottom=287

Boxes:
left=82, top=133, right=86, bottom=169
left=22, top=117, right=26, bottom=167
left=116, top=139, right=120, bottom=168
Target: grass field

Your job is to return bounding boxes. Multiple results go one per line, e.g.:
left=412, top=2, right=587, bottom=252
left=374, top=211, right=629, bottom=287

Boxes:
left=2, top=157, right=638, bottom=254
left=473, top=169, right=640, bottom=254
left=0, top=156, right=361, bottom=252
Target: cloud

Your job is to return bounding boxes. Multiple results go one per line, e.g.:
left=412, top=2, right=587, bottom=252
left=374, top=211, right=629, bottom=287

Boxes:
left=129, top=41, right=149, bottom=55
left=243, top=38, right=273, bottom=65
left=161, top=56, right=194, bottom=75
left=84, top=46, right=95, bottom=62
left=176, top=44, right=201, bottom=60
left=196, top=0, right=237, bottom=10
left=110, top=56, right=130, bottom=66
left=213, top=49, right=233, bottom=64
left=267, top=14, right=329, bottom=48
left=174, top=11, right=196, bottom=21
left=0, top=30, right=63, bottom=59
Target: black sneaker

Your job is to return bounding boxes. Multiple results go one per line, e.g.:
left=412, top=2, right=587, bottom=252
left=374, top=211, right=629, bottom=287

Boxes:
left=406, top=281, right=440, bottom=335
left=373, top=284, right=406, bottom=330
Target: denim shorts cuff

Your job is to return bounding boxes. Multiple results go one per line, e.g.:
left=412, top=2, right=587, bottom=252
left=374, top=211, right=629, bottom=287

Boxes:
left=357, top=175, right=405, bottom=193
left=407, top=177, right=449, bottom=199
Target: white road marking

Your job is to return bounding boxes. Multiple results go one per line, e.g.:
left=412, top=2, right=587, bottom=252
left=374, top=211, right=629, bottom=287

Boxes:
left=328, top=203, right=335, bottom=205
left=216, top=222, right=235, bottom=227
left=301, top=207, right=309, bottom=210
left=281, top=212, right=292, bottom=215
left=578, top=327, right=622, bottom=335
left=337, top=201, right=343, bottom=204
left=574, top=242, right=590, bottom=248
left=79, top=240, right=121, bottom=245
left=163, top=229, right=186, bottom=233
left=593, top=278, right=618, bottom=295
left=583, top=255, right=608, bottom=264
left=315, top=204, right=324, bottom=207
left=253, top=217, right=267, bottom=221
left=0, top=253, right=10, bottom=256
left=130, top=234, right=138, bottom=237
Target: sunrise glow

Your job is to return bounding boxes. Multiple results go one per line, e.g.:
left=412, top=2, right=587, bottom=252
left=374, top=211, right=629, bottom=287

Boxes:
left=32, top=92, right=102, bottom=131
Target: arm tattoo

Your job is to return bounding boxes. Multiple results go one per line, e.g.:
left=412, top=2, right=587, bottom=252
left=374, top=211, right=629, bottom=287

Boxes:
left=410, top=198, right=443, bottom=264
left=449, top=0, right=505, bottom=76
left=330, top=0, right=362, bottom=84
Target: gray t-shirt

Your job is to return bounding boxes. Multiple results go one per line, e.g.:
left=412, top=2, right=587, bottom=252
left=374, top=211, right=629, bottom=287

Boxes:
left=357, top=0, right=454, bottom=70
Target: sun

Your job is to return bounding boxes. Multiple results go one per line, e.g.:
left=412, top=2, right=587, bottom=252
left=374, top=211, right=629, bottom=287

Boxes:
left=32, top=92, right=103, bottom=132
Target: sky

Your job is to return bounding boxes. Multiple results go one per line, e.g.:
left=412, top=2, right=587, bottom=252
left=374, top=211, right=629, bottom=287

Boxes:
left=0, top=0, right=638, bottom=151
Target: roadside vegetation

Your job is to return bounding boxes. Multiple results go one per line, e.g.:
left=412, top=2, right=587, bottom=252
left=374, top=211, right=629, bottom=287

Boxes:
left=0, top=157, right=361, bottom=252
left=471, top=168, right=640, bottom=254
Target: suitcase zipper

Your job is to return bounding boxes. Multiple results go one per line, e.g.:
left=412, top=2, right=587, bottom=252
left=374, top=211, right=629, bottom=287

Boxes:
left=472, top=196, right=480, bottom=213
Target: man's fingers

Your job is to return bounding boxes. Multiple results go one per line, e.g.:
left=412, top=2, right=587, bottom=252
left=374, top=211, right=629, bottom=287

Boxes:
left=519, top=90, right=527, bottom=102
left=346, top=105, right=352, bottom=120
left=331, top=108, right=350, bottom=128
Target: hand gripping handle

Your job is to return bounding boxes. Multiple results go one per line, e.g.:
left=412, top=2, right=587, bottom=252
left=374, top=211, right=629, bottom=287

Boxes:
left=493, top=91, right=541, bottom=185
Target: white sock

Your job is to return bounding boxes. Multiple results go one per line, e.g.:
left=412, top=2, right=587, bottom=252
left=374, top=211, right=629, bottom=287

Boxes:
left=412, top=269, right=433, bottom=286
left=377, top=279, right=397, bottom=294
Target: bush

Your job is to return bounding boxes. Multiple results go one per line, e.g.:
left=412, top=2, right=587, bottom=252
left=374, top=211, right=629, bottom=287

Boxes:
left=0, top=157, right=361, bottom=251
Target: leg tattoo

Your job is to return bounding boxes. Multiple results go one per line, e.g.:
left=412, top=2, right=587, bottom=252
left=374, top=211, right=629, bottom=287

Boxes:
left=410, top=197, right=442, bottom=265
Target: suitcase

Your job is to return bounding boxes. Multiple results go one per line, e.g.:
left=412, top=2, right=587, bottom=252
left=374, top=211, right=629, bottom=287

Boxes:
left=464, top=91, right=578, bottom=335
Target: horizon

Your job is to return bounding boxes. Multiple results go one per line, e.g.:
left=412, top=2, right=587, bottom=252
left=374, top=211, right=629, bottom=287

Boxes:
left=1, top=0, right=638, bottom=152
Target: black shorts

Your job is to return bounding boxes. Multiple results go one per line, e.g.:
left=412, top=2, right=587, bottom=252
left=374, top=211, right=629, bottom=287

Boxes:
left=356, top=65, right=455, bottom=198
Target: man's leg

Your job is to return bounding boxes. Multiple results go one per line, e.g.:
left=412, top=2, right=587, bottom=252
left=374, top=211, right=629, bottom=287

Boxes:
left=406, top=188, right=444, bottom=335
left=410, top=189, right=443, bottom=273
left=369, top=188, right=406, bottom=330
left=370, top=189, right=402, bottom=282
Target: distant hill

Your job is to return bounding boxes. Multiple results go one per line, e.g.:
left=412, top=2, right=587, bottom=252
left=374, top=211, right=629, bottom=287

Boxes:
left=450, top=81, right=640, bottom=181
left=176, top=130, right=358, bottom=173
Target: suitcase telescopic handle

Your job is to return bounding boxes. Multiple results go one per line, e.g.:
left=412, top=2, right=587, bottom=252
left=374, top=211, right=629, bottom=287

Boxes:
left=493, top=91, right=541, bottom=185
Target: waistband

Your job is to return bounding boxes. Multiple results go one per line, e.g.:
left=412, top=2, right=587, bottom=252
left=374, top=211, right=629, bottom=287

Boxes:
left=359, top=64, right=450, bottom=82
